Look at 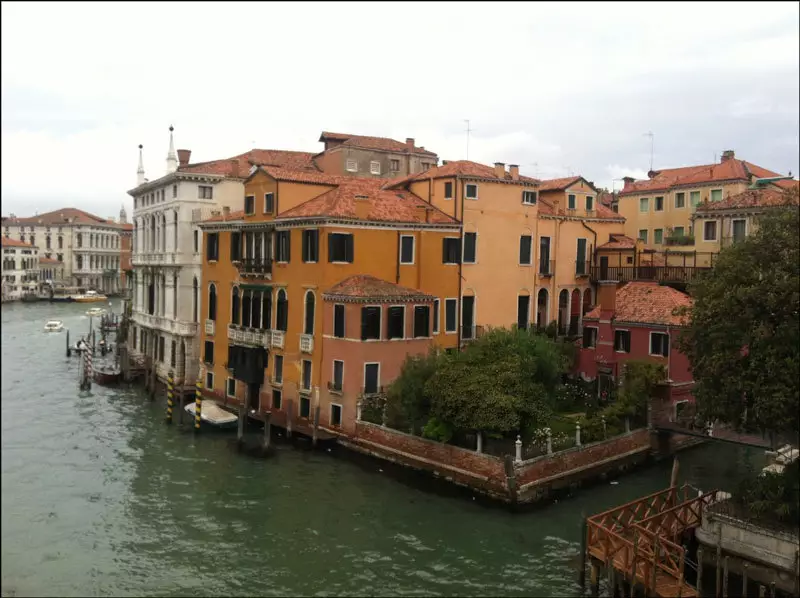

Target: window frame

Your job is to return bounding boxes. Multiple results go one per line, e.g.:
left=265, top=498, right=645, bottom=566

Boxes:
left=654, top=196, right=664, bottom=212
left=444, top=298, right=457, bottom=334
left=639, top=197, right=649, bottom=213
left=638, top=229, right=648, bottom=244
left=301, top=359, right=312, bottom=393
left=649, top=331, right=670, bottom=357
left=522, top=190, right=538, bottom=205
left=333, top=303, right=346, bottom=338
left=444, top=181, right=453, bottom=200
left=302, top=229, right=319, bottom=263
left=462, top=232, right=477, bottom=264
left=433, top=298, right=440, bottom=334
left=576, top=238, right=588, bottom=275
left=412, top=304, right=431, bottom=338
left=703, top=220, right=718, bottom=242
left=203, top=340, right=214, bottom=365
left=464, top=183, right=478, bottom=200
left=442, top=237, right=461, bottom=265
left=519, top=234, right=533, bottom=266
left=273, top=354, right=284, bottom=385
left=345, top=159, right=358, bottom=172
left=399, top=234, right=415, bottom=265
left=276, top=230, right=291, bottom=263
left=244, top=195, right=255, bottom=215
left=582, top=326, right=598, bottom=349
left=206, top=232, right=219, bottom=262
left=674, top=192, right=685, bottom=209
left=360, top=305, right=382, bottom=341
left=369, top=161, right=381, bottom=175
left=272, top=389, right=282, bottom=410
left=732, top=218, right=747, bottom=242
left=614, top=329, right=631, bottom=353
left=363, top=362, right=381, bottom=395
left=198, top=185, right=214, bottom=200
left=689, top=190, right=701, bottom=208
left=226, top=377, right=236, bottom=398
left=710, top=188, right=723, bottom=202
left=330, top=403, right=343, bottom=427
left=328, top=232, right=354, bottom=264
left=205, top=371, right=214, bottom=390
left=654, top=228, right=664, bottom=245
left=568, top=194, right=577, bottom=210
left=386, top=305, right=405, bottom=340
left=331, top=359, right=344, bottom=393
left=264, top=192, right=275, bottom=214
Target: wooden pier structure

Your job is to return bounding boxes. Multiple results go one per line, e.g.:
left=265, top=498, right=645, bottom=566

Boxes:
left=583, top=484, right=720, bottom=597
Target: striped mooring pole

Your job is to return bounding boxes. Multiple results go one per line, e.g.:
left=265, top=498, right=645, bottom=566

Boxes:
left=194, top=378, right=202, bottom=433
left=166, top=371, right=174, bottom=424
left=85, top=344, right=93, bottom=390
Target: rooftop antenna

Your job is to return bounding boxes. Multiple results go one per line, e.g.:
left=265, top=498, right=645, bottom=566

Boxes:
left=643, top=131, right=654, bottom=171
left=528, top=162, right=539, bottom=178
left=464, top=119, right=474, bottom=160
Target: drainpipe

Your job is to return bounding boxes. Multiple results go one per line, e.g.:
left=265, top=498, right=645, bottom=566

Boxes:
left=457, top=177, right=464, bottom=351
left=532, top=193, right=540, bottom=326
left=580, top=220, right=598, bottom=321
left=396, top=231, right=401, bottom=284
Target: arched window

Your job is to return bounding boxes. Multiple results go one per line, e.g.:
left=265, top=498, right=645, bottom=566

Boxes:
left=251, top=292, right=262, bottom=329
left=570, top=288, right=581, bottom=335
left=208, top=283, right=217, bottom=321
left=583, top=288, right=592, bottom=315
left=173, top=273, right=178, bottom=317
left=192, top=277, right=198, bottom=322
left=558, top=289, right=569, bottom=336
left=161, top=213, right=167, bottom=252
left=304, top=291, right=315, bottom=335
left=173, top=210, right=179, bottom=252
left=242, top=290, right=251, bottom=327
left=148, top=275, right=155, bottom=315
left=276, top=289, right=288, bottom=332
left=262, top=291, right=271, bottom=330
left=231, top=286, right=240, bottom=325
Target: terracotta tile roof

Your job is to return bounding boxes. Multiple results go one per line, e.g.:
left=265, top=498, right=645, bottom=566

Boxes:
left=203, top=209, right=245, bottom=223
left=2, top=237, right=37, bottom=248
left=537, top=176, right=583, bottom=191
left=386, top=160, right=539, bottom=187
left=319, top=132, right=437, bottom=157
left=179, top=149, right=318, bottom=177
left=695, top=185, right=800, bottom=211
left=323, top=274, right=434, bottom=303
left=598, top=234, right=637, bottom=250
left=619, top=158, right=784, bottom=196
left=537, top=198, right=624, bottom=221
left=584, top=282, right=692, bottom=326
left=39, top=256, right=62, bottom=264
left=277, top=178, right=458, bottom=225
left=773, top=178, right=800, bottom=190
left=251, top=165, right=344, bottom=186
left=598, top=190, right=617, bottom=207
left=5, top=208, right=110, bottom=226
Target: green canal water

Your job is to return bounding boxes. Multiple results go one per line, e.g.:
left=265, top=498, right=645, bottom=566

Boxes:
left=1, top=302, right=765, bottom=597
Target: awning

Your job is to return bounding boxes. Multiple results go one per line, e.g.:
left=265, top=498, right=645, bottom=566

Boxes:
left=239, top=284, right=272, bottom=292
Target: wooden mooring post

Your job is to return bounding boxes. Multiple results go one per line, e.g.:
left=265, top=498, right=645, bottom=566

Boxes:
left=66, top=329, right=71, bottom=357
left=261, top=412, right=272, bottom=455
left=193, top=378, right=202, bottom=433
left=165, top=371, right=174, bottom=425
left=590, top=562, right=600, bottom=597
left=579, top=515, right=588, bottom=593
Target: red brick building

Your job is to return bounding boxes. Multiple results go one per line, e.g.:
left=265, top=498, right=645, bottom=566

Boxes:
left=576, top=281, right=695, bottom=414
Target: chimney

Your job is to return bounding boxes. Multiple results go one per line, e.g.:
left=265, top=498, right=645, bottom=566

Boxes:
left=509, top=164, right=519, bottom=181
left=177, top=149, right=192, bottom=167
left=222, top=206, right=230, bottom=217
left=229, top=159, right=240, bottom=178
left=406, top=138, right=415, bottom=151
left=442, top=160, right=448, bottom=165
left=622, top=176, right=636, bottom=189
left=494, top=162, right=505, bottom=178
left=720, top=150, right=735, bottom=163
left=597, top=281, right=619, bottom=313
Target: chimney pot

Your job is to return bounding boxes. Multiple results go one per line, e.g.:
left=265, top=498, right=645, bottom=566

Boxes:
left=406, top=138, right=415, bottom=150
left=509, top=164, right=520, bottom=181
left=177, top=149, right=192, bottom=167
left=494, top=162, right=506, bottom=179
left=229, top=159, right=240, bottom=178
left=223, top=206, right=230, bottom=217
left=721, top=150, right=735, bottom=163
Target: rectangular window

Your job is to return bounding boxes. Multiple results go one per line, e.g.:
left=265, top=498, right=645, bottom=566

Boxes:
left=301, top=360, right=312, bottom=391
left=732, top=219, right=746, bottom=243
left=390, top=159, right=400, bottom=172
left=673, top=226, right=685, bottom=236
left=522, top=190, right=537, bottom=205
left=244, top=195, right=255, bottom=215
left=272, top=389, right=282, bottom=410
left=263, top=192, right=275, bottom=214
left=204, top=340, right=214, bottom=364
left=346, top=159, right=358, bottom=172
left=710, top=189, right=723, bottom=202
left=519, top=235, right=532, bottom=265
left=582, top=327, right=598, bottom=349
left=206, top=233, right=219, bottom=261
left=328, top=233, right=354, bottom=263
left=539, top=237, right=551, bottom=274
left=302, top=229, right=319, bottom=263
left=370, top=161, right=381, bottom=175
left=230, top=231, right=241, bottom=261
left=444, top=298, right=457, bottom=333
left=639, top=198, right=649, bottom=212
left=638, top=229, right=648, bottom=244
left=206, top=371, right=214, bottom=390
left=650, top=332, right=670, bottom=357
left=361, top=306, right=381, bottom=340
left=655, top=196, right=664, bottom=211
left=442, top=238, right=460, bottom=264
left=276, top=230, right=291, bottom=262
left=413, top=305, right=430, bottom=338
left=614, top=330, right=631, bottom=353
left=171, top=340, right=176, bottom=367
left=198, top=185, right=213, bottom=199
left=585, top=195, right=594, bottom=211
left=690, top=191, right=701, bottom=207
left=444, top=181, right=453, bottom=199
left=226, top=377, right=236, bottom=398
left=433, top=299, right=440, bottom=334
left=387, top=306, right=405, bottom=340
left=334, top=304, right=345, bottom=338
left=576, top=238, right=587, bottom=275
left=159, top=336, right=165, bottom=363
left=299, top=396, right=311, bottom=418
left=463, top=232, right=477, bottom=264
left=332, top=360, right=344, bottom=392
left=364, top=363, right=380, bottom=394
left=193, top=230, right=199, bottom=253
left=465, top=184, right=478, bottom=200
left=273, top=355, right=283, bottom=384
left=703, top=221, right=718, bottom=242
left=654, top=229, right=664, bottom=245
left=675, top=192, right=685, bottom=208
left=330, top=404, right=342, bottom=427
left=568, top=194, right=577, bottom=210
left=400, top=235, right=414, bottom=264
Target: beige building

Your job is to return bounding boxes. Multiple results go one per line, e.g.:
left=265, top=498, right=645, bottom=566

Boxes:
left=1, top=237, right=39, bottom=300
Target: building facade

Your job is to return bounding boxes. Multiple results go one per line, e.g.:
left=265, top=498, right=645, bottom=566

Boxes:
left=314, top=132, right=438, bottom=179
left=1, top=237, right=39, bottom=301
left=38, top=256, right=65, bottom=284
left=196, top=167, right=460, bottom=434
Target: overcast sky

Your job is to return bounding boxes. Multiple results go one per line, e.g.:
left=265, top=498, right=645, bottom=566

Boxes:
left=2, top=1, right=798, bottom=219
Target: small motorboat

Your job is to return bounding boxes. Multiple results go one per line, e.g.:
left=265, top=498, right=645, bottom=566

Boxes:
left=93, top=363, right=122, bottom=385
left=184, top=400, right=239, bottom=429
left=44, top=320, right=64, bottom=332
left=74, top=290, right=108, bottom=303
left=68, top=338, right=90, bottom=355
left=86, top=307, right=106, bottom=317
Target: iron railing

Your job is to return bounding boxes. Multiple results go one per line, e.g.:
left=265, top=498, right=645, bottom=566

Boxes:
left=590, top=265, right=712, bottom=284
left=539, top=260, right=555, bottom=276
left=237, top=257, right=272, bottom=276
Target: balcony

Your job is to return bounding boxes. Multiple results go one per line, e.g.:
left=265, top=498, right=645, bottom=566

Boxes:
left=590, top=265, right=712, bottom=284
left=132, top=253, right=177, bottom=266
left=299, top=334, right=314, bottom=353
left=665, top=234, right=695, bottom=247
left=538, top=260, right=555, bottom=277
left=237, top=257, right=272, bottom=278
left=205, top=319, right=215, bottom=336
left=271, top=330, right=285, bottom=349
left=131, top=310, right=198, bottom=337
left=327, top=381, right=343, bottom=394
left=227, top=324, right=270, bottom=347
left=360, top=385, right=386, bottom=397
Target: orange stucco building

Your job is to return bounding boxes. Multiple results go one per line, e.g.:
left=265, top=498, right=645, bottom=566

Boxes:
left=197, top=166, right=460, bottom=433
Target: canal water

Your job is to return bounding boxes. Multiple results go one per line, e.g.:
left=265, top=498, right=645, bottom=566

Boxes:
left=1, top=302, right=764, bottom=597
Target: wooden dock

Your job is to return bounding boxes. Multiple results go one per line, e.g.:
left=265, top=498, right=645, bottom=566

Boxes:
left=584, top=484, right=719, bottom=597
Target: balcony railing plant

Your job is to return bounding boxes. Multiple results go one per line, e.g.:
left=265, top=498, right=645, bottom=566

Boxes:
left=665, top=234, right=695, bottom=246
left=238, top=258, right=272, bottom=276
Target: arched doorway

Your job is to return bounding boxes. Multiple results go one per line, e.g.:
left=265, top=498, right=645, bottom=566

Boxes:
left=536, top=288, right=549, bottom=330
left=558, top=289, right=569, bottom=336
left=570, top=289, right=581, bottom=335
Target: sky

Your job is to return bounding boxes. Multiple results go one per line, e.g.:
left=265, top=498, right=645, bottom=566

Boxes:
left=2, top=1, right=798, bottom=219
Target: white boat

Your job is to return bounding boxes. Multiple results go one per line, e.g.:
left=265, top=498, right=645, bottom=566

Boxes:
left=73, top=290, right=108, bottom=303
left=44, top=320, right=64, bottom=332
left=86, top=307, right=106, bottom=317
left=184, top=400, right=239, bottom=429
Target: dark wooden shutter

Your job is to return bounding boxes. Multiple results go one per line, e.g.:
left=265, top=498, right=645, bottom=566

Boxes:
left=345, top=234, right=354, bottom=263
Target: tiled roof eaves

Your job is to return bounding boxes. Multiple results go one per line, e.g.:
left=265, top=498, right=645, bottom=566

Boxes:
left=538, top=213, right=625, bottom=223
left=618, top=176, right=748, bottom=197
left=613, top=319, right=686, bottom=329
left=321, top=293, right=434, bottom=304
left=273, top=216, right=461, bottom=230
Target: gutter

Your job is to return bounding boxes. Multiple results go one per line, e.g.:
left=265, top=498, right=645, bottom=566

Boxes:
left=396, top=231, right=401, bottom=284
left=457, top=177, right=464, bottom=351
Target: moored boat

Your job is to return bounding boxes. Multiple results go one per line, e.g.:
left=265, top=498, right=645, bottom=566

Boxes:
left=74, top=290, right=108, bottom=303
left=184, top=400, right=238, bottom=429
left=93, top=363, right=122, bottom=385
left=44, top=320, right=64, bottom=332
left=86, top=307, right=106, bottom=317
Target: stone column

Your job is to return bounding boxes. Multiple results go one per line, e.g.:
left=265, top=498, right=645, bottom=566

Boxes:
left=515, top=435, right=522, bottom=463
left=576, top=422, right=582, bottom=447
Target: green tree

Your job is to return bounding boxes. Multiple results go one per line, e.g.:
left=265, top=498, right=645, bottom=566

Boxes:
left=385, top=349, right=444, bottom=434
left=679, top=204, right=800, bottom=434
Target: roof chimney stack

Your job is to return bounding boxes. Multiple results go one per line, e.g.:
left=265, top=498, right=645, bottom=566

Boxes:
left=229, top=159, right=240, bottom=178
left=406, top=138, right=415, bottom=151
left=222, top=206, right=230, bottom=217
left=721, top=150, right=735, bottom=163
left=509, top=164, right=519, bottom=181
left=494, top=162, right=505, bottom=179
left=622, top=176, right=636, bottom=189
left=177, top=149, right=192, bottom=167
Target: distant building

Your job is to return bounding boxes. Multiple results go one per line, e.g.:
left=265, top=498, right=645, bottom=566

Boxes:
left=314, top=131, right=438, bottom=178
left=38, top=256, right=65, bottom=283
left=1, top=237, right=39, bottom=301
